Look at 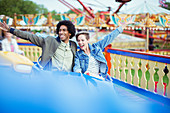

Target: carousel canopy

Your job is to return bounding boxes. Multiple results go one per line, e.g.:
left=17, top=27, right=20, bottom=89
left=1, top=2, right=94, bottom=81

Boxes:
left=118, top=0, right=170, bottom=14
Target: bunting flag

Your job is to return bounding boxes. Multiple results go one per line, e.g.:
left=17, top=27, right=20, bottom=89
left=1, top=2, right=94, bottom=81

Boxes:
left=60, top=14, right=85, bottom=25
left=159, top=15, right=170, bottom=27
left=88, top=17, right=105, bottom=27
left=0, top=15, right=13, bottom=25
left=22, top=14, right=40, bottom=25
left=22, top=16, right=28, bottom=25
left=110, top=13, right=120, bottom=26
left=110, top=14, right=135, bottom=26
left=33, top=15, right=40, bottom=25
left=60, top=14, right=70, bottom=21
left=76, top=15, right=85, bottom=25
left=0, top=19, right=3, bottom=23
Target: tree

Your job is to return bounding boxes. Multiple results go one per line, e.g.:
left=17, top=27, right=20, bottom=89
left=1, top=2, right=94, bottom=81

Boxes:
left=161, top=2, right=170, bottom=10
left=65, top=8, right=83, bottom=14
left=66, top=9, right=76, bottom=14
left=37, top=4, right=48, bottom=14
left=0, top=0, right=49, bottom=16
left=21, top=0, right=40, bottom=14
left=51, top=10, right=61, bottom=21
left=0, top=0, right=23, bottom=16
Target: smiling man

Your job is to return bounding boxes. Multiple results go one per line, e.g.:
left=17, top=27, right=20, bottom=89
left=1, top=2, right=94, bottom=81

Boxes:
left=0, top=20, right=77, bottom=71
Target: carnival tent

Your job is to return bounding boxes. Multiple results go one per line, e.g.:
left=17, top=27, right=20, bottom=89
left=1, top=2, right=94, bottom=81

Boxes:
left=118, top=0, right=170, bottom=14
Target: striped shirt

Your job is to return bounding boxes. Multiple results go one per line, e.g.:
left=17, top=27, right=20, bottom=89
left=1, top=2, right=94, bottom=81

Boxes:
left=86, top=54, right=100, bottom=76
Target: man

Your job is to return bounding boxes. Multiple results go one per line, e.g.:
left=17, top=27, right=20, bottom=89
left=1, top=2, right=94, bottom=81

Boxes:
left=0, top=20, right=77, bottom=71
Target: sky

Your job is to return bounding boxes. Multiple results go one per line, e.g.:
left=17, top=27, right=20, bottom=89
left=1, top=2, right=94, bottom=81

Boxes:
left=30, top=0, right=170, bottom=13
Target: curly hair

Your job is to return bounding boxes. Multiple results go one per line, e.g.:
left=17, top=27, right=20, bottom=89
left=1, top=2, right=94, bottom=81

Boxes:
left=56, top=20, right=76, bottom=39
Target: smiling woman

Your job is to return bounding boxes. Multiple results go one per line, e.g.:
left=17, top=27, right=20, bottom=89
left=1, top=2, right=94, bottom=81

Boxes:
left=73, top=15, right=135, bottom=81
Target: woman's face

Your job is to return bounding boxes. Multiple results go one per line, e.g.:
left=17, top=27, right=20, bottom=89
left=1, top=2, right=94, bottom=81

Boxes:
left=4, top=32, right=12, bottom=39
left=77, top=34, right=89, bottom=51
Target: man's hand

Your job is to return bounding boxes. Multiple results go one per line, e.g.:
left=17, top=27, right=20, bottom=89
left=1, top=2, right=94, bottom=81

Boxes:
left=0, top=21, right=10, bottom=32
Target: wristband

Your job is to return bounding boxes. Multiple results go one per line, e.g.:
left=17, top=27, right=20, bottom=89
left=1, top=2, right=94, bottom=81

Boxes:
left=8, top=27, right=11, bottom=32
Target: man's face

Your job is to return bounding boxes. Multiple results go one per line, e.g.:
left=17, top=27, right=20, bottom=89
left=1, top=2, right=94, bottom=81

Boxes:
left=59, top=25, right=71, bottom=43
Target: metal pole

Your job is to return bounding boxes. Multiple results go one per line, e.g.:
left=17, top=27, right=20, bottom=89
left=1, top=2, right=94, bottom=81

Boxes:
left=145, top=13, right=150, bottom=52
left=145, top=27, right=149, bottom=52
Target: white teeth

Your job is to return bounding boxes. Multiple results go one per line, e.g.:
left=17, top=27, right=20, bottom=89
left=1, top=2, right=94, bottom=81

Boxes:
left=60, top=35, right=65, bottom=37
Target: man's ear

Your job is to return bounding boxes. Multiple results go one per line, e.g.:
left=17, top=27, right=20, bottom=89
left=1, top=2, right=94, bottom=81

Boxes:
left=69, top=33, right=71, bottom=37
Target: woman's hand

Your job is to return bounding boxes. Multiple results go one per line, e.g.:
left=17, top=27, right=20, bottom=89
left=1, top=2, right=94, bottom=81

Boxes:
left=84, top=71, right=90, bottom=75
left=0, top=21, right=10, bottom=32
left=121, top=16, right=135, bottom=29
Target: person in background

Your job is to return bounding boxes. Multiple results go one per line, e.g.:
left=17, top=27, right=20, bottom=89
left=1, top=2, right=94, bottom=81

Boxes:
left=1, top=31, right=24, bottom=55
left=0, top=20, right=77, bottom=71
left=73, top=16, right=135, bottom=81
left=0, top=31, right=5, bottom=50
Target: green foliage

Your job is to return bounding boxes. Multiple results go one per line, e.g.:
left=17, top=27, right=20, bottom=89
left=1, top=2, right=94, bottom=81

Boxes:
left=66, top=9, right=76, bottom=14
left=51, top=10, right=61, bottom=21
left=162, top=2, right=170, bottom=10
left=37, top=4, right=48, bottom=14
left=0, top=0, right=22, bottom=16
left=0, top=0, right=80, bottom=19
left=21, top=0, right=39, bottom=14
left=65, top=8, right=83, bottom=14
left=0, top=0, right=48, bottom=16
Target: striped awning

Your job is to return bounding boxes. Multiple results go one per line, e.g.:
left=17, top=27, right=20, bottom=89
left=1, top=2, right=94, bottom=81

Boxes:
left=118, top=0, right=170, bottom=14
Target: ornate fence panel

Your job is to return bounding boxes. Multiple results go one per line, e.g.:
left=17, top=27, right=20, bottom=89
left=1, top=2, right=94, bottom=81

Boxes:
left=19, top=45, right=42, bottom=62
left=105, top=47, right=170, bottom=98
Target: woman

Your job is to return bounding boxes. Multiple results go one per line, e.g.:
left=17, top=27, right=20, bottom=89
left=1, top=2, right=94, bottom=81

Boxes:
left=1, top=31, right=24, bottom=55
left=73, top=16, right=134, bottom=80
